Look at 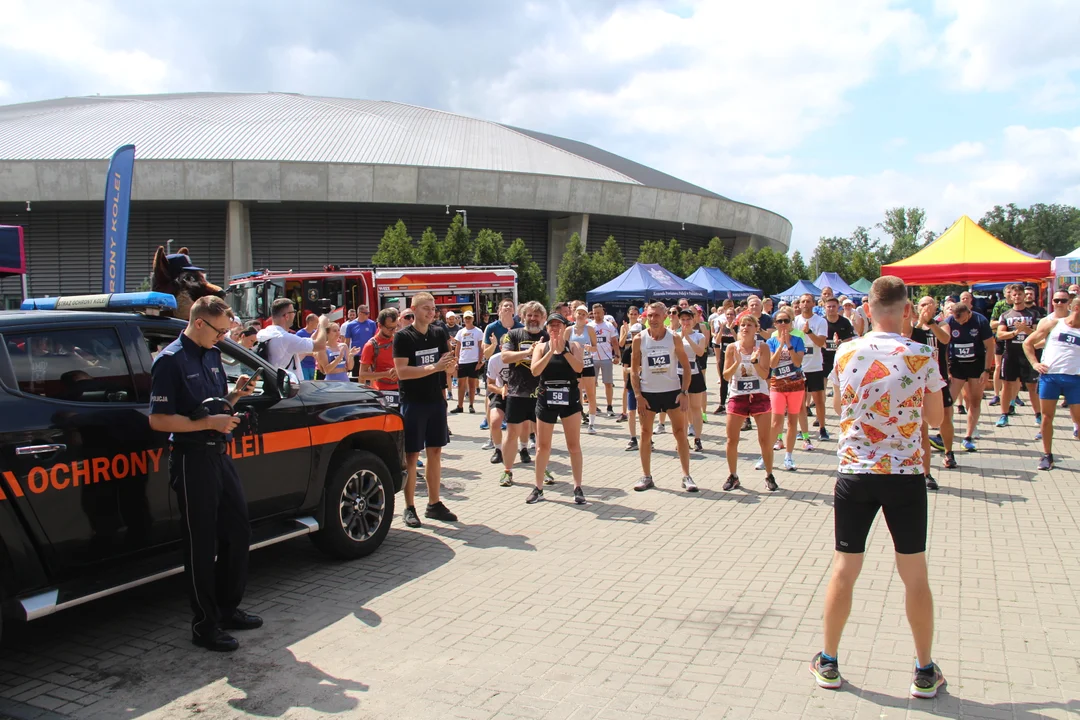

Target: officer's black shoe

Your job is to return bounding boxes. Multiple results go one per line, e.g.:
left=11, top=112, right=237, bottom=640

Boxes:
left=222, top=610, right=263, bottom=631
left=403, top=506, right=422, bottom=528
left=192, top=628, right=239, bottom=652
left=425, top=502, right=458, bottom=522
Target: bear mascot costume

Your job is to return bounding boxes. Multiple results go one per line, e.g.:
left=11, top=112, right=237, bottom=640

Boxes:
left=150, top=246, right=225, bottom=320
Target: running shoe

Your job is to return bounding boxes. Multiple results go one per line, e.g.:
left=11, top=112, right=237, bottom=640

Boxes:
left=469, top=405, right=476, bottom=414
left=928, top=434, right=945, bottom=452
left=573, top=486, right=586, bottom=505
left=925, top=474, right=939, bottom=490
left=688, top=425, right=695, bottom=437
left=1038, top=453, right=1054, bottom=471
left=783, top=456, right=796, bottom=471
left=943, top=451, right=957, bottom=469
left=1035, top=431, right=1042, bottom=441
left=529, top=434, right=537, bottom=451
left=1035, top=412, right=1042, bottom=425
left=765, top=474, right=779, bottom=491
left=702, top=412, right=708, bottom=424
left=773, top=438, right=784, bottom=451
left=417, top=458, right=424, bottom=468
left=616, top=413, right=628, bottom=423
left=519, top=447, right=532, bottom=464
left=681, top=476, right=699, bottom=493
left=1014, top=397, right=1025, bottom=407
left=525, top=487, right=544, bottom=504
left=449, top=405, right=464, bottom=414
left=809, top=653, right=842, bottom=690
left=694, top=438, right=703, bottom=453
left=988, top=395, right=1001, bottom=406
left=754, top=457, right=766, bottom=471
left=482, top=439, right=495, bottom=450
left=722, top=474, right=740, bottom=491
left=490, top=449, right=503, bottom=464
left=499, top=470, right=513, bottom=487
left=819, top=428, right=830, bottom=441
left=607, top=407, right=616, bottom=418
left=587, top=423, right=597, bottom=435
left=634, top=476, right=655, bottom=491
left=957, top=404, right=966, bottom=415
left=655, top=423, right=666, bottom=434
left=962, top=437, right=976, bottom=452
left=1008, top=402, right=1017, bottom=416
left=544, top=470, right=556, bottom=485
left=625, top=438, right=639, bottom=451
left=480, top=419, right=490, bottom=430
left=403, top=506, right=422, bottom=528
left=501, top=421, right=507, bottom=431
left=910, top=662, right=946, bottom=699
left=425, top=502, right=457, bottom=522
left=803, top=436, right=815, bottom=452
left=812, top=419, right=819, bottom=427
left=995, top=414, right=1009, bottom=428
left=742, top=418, right=753, bottom=432
left=713, top=405, right=725, bottom=415
left=1074, top=426, right=1078, bottom=439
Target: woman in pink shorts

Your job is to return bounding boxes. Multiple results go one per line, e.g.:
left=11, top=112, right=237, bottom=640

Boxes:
left=766, top=307, right=806, bottom=474
left=722, top=315, right=775, bottom=491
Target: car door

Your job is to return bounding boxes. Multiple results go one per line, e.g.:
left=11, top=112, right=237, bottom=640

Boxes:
left=131, top=321, right=313, bottom=521
left=0, top=321, right=174, bottom=579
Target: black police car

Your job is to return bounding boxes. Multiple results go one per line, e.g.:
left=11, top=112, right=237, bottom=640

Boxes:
left=0, top=292, right=404, bottom=637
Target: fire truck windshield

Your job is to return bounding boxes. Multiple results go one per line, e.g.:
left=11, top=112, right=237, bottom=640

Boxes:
left=227, top=279, right=285, bottom=322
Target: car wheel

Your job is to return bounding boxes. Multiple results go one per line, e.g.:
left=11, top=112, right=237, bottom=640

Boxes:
left=310, top=451, right=395, bottom=559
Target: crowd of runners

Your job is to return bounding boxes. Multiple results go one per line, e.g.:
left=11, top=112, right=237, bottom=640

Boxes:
left=251, top=275, right=1080, bottom=700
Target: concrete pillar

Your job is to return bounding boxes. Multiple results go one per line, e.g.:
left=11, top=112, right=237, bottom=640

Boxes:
left=225, top=200, right=252, bottom=280
left=731, top=234, right=757, bottom=257
left=546, top=213, right=589, bottom=301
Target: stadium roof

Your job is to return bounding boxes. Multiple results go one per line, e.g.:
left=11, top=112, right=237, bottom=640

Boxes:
left=0, top=92, right=721, bottom=197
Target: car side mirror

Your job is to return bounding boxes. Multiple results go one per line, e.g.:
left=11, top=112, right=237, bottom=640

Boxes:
left=277, top=367, right=296, bottom=398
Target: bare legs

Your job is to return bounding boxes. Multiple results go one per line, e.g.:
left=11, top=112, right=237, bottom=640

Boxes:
left=405, top=447, right=442, bottom=507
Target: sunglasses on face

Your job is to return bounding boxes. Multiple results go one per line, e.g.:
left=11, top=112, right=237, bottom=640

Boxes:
left=1054, top=298, right=1070, bottom=304
left=774, top=318, right=791, bottom=324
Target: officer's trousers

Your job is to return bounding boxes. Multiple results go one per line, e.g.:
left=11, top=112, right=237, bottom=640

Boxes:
left=171, top=445, right=251, bottom=638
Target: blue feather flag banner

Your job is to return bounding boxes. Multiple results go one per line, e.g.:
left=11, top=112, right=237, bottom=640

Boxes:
left=102, top=145, right=135, bottom=293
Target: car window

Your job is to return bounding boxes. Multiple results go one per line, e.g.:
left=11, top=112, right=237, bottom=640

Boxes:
left=138, top=328, right=268, bottom=398
left=5, top=327, right=137, bottom=403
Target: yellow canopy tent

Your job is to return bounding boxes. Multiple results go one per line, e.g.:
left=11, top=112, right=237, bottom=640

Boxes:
left=881, top=215, right=1050, bottom=285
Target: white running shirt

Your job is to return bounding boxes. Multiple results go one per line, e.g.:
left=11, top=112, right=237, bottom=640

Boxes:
left=589, top=320, right=617, bottom=362
left=639, top=328, right=681, bottom=393
left=455, top=327, right=485, bottom=364
left=793, top=313, right=828, bottom=373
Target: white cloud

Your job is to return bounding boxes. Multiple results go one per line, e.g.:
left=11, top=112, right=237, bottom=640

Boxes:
left=916, top=141, right=986, bottom=164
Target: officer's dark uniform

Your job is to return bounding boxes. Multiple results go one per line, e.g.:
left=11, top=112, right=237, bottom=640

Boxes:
left=150, top=333, right=250, bottom=641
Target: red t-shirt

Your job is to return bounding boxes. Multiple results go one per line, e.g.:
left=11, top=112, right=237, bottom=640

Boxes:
left=359, top=335, right=397, bottom=391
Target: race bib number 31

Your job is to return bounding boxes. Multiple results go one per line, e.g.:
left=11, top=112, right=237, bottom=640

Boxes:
left=1059, top=332, right=1080, bottom=346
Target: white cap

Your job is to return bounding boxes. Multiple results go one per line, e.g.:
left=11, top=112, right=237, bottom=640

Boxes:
left=445, top=310, right=456, bottom=318
left=462, top=310, right=474, bottom=317
left=605, top=314, right=615, bottom=324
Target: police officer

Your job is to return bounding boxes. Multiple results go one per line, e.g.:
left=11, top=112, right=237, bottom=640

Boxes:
left=148, top=296, right=260, bottom=652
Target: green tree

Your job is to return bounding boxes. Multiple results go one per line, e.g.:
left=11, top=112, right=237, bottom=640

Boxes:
left=556, top=233, right=595, bottom=302
left=1018, top=203, right=1080, bottom=257
left=687, top=236, right=728, bottom=273
left=848, top=226, right=882, bottom=281
left=441, top=214, right=472, bottom=265
left=727, top=247, right=795, bottom=297
left=978, top=203, right=1025, bottom=249
left=371, top=220, right=416, bottom=266
left=589, top=235, right=626, bottom=286
left=507, top=238, right=548, bottom=306
left=638, top=237, right=688, bottom=277
left=472, top=228, right=507, bottom=265
left=637, top=239, right=666, bottom=266
left=790, top=250, right=808, bottom=280
left=416, top=227, right=442, bottom=265
left=878, top=206, right=933, bottom=264
left=808, top=236, right=851, bottom=279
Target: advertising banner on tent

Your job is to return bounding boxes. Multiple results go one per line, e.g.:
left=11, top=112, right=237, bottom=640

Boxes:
left=102, top=144, right=135, bottom=293
left=0, top=225, right=25, bottom=277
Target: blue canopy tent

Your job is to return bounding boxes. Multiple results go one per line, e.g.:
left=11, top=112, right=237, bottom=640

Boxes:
left=684, top=267, right=761, bottom=301
left=772, top=279, right=822, bottom=303
left=813, top=271, right=865, bottom=300
left=586, top=263, right=708, bottom=304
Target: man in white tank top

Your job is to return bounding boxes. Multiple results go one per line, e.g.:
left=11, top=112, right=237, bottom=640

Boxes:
left=1023, top=295, right=1080, bottom=470
left=629, top=301, right=696, bottom=492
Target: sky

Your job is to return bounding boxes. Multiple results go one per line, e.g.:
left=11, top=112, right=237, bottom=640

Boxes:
left=2, top=0, right=1079, bottom=255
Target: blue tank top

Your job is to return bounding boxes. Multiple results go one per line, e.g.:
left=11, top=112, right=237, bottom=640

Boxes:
left=568, top=325, right=594, bottom=368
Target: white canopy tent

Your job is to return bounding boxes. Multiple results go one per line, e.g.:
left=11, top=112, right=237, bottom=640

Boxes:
left=1053, top=246, right=1080, bottom=291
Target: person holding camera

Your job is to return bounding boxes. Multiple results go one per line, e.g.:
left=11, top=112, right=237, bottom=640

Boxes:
left=148, top=296, right=259, bottom=652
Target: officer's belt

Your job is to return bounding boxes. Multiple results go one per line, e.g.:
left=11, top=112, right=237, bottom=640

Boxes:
left=171, top=439, right=228, bottom=454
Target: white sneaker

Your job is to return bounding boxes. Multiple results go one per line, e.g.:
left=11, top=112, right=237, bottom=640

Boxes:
left=587, top=423, right=597, bottom=435
left=688, top=425, right=695, bottom=438
left=754, top=457, right=765, bottom=471
left=528, top=439, right=537, bottom=451
left=481, top=440, right=495, bottom=450
left=655, top=423, right=666, bottom=434
left=783, top=456, right=796, bottom=471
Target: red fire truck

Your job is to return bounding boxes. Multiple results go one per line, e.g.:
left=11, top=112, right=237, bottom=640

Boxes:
left=226, top=265, right=518, bottom=328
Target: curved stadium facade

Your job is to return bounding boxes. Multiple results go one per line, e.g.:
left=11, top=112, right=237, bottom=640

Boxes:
left=0, top=92, right=791, bottom=304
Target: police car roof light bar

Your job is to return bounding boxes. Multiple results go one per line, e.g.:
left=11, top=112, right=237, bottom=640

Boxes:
left=21, top=291, right=179, bottom=312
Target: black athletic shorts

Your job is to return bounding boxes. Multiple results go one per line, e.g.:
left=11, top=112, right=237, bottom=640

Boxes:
left=505, top=395, right=537, bottom=425
left=488, top=392, right=506, bottom=413
left=1001, top=349, right=1038, bottom=384
left=536, top=400, right=583, bottom=424
left=401, top=400, right=450, bottom=454
left=640, top=389, right=681, bottom=413
left=805, top=370, right=826, bottom=393
left=834, top=473, right=927, bottom=555
left=457, top=362, right=480, bottom=379
left=941, top=382, right=953, bottom=408
left=580, top=364, right=596, bottom=378
left=949, top=361, right=986, bottom=381
left=688, top=372, right=707, bottom=394
left=995, top=339, right=1005, bottom=356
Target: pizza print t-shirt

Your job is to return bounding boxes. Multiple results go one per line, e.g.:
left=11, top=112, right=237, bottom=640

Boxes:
left=830, top=331, right=947, bottom=475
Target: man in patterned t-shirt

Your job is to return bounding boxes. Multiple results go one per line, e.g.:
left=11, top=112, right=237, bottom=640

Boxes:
left=809, top=276, right=947, bottom=700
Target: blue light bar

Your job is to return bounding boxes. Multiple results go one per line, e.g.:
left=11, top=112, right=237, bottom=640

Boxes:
left=21, top=292, right=178, bottom=312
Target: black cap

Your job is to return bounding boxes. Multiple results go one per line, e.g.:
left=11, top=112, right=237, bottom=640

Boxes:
left=165, top=252, right=204, bottom=277
left=678, top=307, right=694, bottom=317
left=545, top=312, right=568, bottom=326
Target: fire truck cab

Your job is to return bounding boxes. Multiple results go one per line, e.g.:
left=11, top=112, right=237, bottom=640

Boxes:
left=227, top=266, right=518, bottom=328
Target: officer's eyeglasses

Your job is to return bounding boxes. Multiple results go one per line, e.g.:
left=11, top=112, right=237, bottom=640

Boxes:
left=202, top=319, right=230, bottom=338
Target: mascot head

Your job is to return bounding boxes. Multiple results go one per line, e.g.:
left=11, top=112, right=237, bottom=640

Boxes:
left=151, top=246, right=225, bottom=320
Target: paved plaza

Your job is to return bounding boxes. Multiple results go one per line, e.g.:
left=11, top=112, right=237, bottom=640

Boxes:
left=2, top=387, right=1079, bottom=720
